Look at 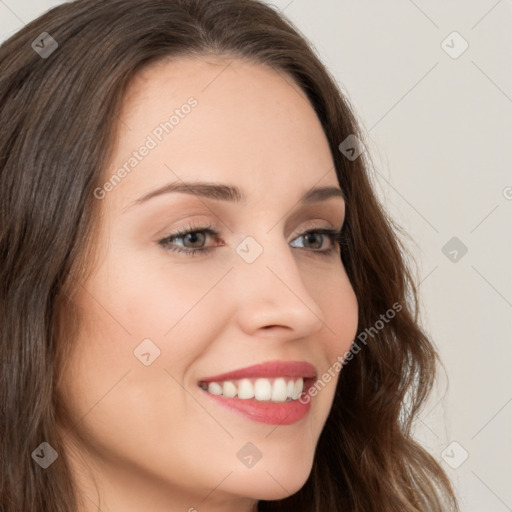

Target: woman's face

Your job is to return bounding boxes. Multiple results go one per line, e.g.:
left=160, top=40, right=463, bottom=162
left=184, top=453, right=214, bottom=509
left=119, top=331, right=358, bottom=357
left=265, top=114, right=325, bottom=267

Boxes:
left=57, top=57, right=358, bottom=512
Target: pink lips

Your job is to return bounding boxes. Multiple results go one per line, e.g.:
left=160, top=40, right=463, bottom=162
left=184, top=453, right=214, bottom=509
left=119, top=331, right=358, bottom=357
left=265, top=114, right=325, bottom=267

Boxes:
left=198, top=360, right=317, bottom=426
left=199, top=360, right=317, bottom=382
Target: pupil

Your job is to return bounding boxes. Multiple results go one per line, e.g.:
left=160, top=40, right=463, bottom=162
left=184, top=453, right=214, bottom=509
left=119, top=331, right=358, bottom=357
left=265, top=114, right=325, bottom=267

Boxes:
left=306, top=233, right=320, bottom=248
left=186, top=232, right=204, bottom=247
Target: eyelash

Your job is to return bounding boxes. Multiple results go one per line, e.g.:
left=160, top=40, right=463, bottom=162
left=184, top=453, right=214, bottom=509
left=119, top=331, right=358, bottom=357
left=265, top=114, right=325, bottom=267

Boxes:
left=158, top=222, right=345, bottom=258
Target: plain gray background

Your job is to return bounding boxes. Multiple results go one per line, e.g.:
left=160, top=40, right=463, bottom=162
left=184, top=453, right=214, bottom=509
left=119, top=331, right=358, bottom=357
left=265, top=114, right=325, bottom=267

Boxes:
left=1, top=1, right=511, bottom=510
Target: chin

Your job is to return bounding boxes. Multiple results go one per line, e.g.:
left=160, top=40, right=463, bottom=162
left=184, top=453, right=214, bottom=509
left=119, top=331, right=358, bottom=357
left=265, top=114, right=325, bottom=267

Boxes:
left=227, top=454, right=313, bottom=501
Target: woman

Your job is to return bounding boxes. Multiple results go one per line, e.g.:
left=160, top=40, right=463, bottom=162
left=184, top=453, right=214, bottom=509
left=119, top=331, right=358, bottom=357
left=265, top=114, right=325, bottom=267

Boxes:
left=0, top=0, right=458, bottom=511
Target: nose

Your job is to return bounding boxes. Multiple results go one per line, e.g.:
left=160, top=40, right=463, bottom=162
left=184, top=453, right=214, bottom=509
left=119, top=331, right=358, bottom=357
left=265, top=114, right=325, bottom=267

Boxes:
left=230, top=233, right=327, bottom=340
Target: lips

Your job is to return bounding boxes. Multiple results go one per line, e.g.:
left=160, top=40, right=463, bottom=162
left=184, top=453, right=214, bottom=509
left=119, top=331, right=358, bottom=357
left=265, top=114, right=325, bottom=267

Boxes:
left=198, top=360, right=317, bottom=383
left=197, top=360, right=317, bottom=425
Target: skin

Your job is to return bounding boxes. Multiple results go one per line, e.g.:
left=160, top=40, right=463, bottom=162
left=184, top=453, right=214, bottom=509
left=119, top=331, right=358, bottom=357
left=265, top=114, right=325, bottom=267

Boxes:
left=56, top=56, right=359, bottom=512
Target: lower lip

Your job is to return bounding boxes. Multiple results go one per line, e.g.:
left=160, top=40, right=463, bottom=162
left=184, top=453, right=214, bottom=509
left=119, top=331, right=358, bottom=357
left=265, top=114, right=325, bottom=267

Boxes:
left=200, top=381, right=313, bottom=425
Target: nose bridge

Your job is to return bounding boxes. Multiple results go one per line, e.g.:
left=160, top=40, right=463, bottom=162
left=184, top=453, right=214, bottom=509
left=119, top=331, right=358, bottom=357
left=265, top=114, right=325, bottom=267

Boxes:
left=231, top=228, right=325, bottom=336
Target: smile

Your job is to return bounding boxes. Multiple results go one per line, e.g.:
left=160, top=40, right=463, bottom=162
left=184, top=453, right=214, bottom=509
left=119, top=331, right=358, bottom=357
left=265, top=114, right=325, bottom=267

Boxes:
left=199, top=377, right=305, bottom=402
left=198, top=361, right=317, bottom=425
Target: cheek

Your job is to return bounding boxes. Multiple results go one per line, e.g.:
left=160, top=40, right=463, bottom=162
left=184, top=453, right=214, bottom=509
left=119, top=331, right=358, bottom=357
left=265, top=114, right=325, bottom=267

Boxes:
left=310, top=266, right=359, bottom=356
left=332, top=283, right=359, bottom=354
left=95, top=244, right=232, bottom=340
left=67, top=248, right=235, bottom=409
left=306, top=270, right=358, bottom=411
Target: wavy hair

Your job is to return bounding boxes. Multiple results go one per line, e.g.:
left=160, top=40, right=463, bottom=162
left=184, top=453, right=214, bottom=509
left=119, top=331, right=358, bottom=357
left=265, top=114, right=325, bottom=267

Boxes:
left=0, top=0, right=458, bottom=510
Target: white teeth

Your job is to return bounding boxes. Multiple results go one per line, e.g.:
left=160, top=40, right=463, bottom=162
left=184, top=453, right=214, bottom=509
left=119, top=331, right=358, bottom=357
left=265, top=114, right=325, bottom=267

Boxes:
left=254, top=378, right=272, bottom=401
left=223, top=381, right=237, bottom=398
left=287, top=379, right=294, bottom=397
left=203, top=377, right=305, bottom=402
left=291, top=377, right=303, bottom=400
left=237, top=379, right=255, bottom=399
left=208, top=382, right=223, bottom=395
left=271, top=377, right=288, bottom=402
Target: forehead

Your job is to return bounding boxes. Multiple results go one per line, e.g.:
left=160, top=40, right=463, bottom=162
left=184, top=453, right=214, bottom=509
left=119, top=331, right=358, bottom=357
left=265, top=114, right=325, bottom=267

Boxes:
left=104, top=56, right=339, bottom=209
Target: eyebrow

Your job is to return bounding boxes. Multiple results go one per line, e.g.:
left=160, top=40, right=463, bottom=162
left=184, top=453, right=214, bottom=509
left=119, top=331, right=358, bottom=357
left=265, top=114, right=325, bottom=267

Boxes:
left=123, top=181, right=345, bottom=212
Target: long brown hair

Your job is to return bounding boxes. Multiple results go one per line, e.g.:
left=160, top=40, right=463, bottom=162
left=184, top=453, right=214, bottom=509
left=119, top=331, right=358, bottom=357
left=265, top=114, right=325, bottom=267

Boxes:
left=0, top=0, right=458, bottom=510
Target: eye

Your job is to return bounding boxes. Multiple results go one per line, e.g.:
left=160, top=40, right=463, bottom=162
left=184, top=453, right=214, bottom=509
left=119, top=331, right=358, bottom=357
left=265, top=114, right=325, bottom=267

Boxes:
left=290, top=228, right=343, bottom=256
left=158, top=224, right=344, bottom=257
left=158, top=223, right=219, bottom=257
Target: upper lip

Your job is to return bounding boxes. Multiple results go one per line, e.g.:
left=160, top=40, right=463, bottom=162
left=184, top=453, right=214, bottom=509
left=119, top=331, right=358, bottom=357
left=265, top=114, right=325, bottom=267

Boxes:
left=198, top=360, right=317, bottom=383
